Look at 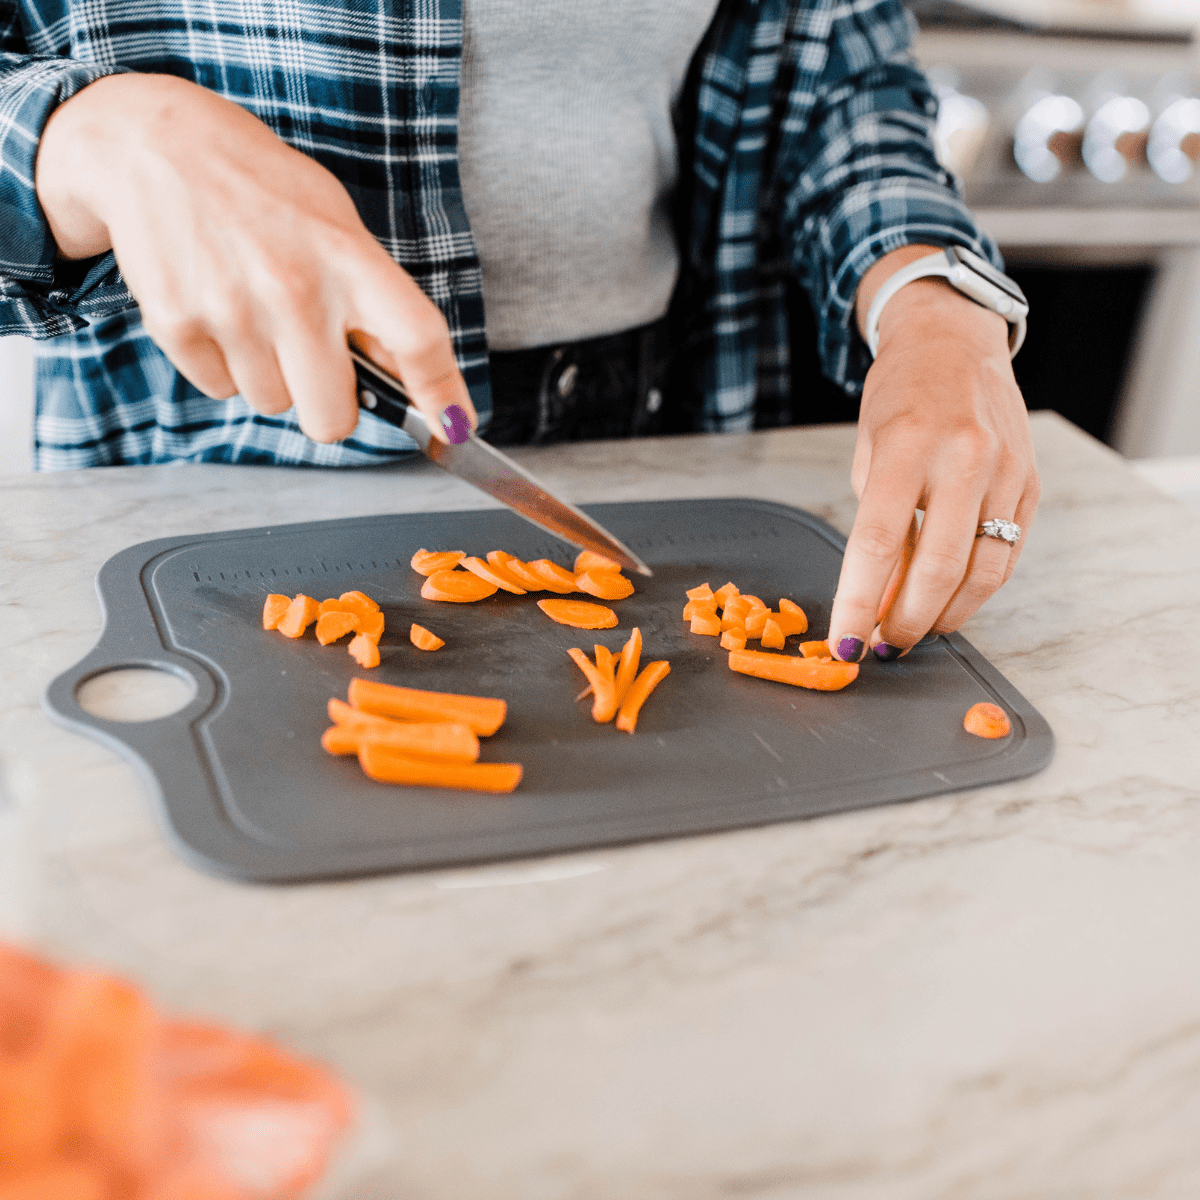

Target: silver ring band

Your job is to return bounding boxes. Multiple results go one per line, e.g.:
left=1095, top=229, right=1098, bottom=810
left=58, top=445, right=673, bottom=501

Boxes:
left=976, top=518, right=1022, bottom=545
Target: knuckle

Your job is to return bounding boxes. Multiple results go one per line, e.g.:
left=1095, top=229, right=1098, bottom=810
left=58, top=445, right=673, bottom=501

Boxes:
left=852, top=522, right=907, bottom=564
left=145, top=311, right=208, bottom=353
left=911, top=547, right=967, bottom=593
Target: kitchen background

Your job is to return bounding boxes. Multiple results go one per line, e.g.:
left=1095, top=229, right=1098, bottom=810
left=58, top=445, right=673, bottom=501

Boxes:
left=3, top=0, right=1199, bottom=510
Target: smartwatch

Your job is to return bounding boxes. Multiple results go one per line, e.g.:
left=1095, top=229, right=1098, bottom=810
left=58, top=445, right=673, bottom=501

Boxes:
left=864, top=245, right=1029, bottom=359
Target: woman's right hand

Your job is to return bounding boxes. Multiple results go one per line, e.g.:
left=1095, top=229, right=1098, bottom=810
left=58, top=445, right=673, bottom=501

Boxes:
left=35, top=73, right=476, bottom=444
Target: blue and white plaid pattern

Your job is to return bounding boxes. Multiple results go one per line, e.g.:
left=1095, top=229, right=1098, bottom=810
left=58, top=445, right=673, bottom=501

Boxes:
left=0, top=0, right=998, bottom=468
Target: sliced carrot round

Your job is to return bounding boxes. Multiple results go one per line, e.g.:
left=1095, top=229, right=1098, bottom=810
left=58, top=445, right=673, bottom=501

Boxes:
left=410, top=623, right=445, bottom=651
left=488, top=552, right=546, bottom=591
left=460, top=556, right=527, bottom=594
left=964, top=702, right=1011, bottom=739
left=526, top=559, right=579, bottom=594
left=574, top=550, right=621, bottom=574
left=420, top=570, right=498, bottom=603
left=410, top=549, right=465, bottom=576
left=537, top=599, right=618, bottom=629
left=575, top=570, right=634, bottom=600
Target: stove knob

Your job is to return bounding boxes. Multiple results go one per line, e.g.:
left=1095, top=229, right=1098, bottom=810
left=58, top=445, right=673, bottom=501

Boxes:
left=1148, top=97, right=1200, bottom=183
left=1013, top=94, right=1085, bottom=182
left=1083, top=95, right=1151, bottom=183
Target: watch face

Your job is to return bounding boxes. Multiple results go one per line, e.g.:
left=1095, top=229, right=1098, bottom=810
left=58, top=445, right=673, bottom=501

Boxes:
left=949, top=246, right=1028, bottom=305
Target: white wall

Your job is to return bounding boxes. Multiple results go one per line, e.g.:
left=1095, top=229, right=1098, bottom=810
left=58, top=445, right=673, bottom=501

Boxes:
left=0, top=336, right=34, bottom=473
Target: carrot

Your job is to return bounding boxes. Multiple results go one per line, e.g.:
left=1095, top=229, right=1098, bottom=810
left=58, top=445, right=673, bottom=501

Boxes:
left=315, top=610, right=358, bottom=645
left=567, top=647, right=617, bottom=722
left=488, top=552, right=546, bottom=591
left=689, top=611, right=721, bottom=636
left=964, top=702, right=1011, bottom=739
left=720, top=629, right=747, bottom=651
left=712, top=582, right=739, bottom=611
left=537, top=598, right=618, bottom=629
left=593, top=645, right=616, bottom=683
left=410, top=549, right=465, bottom=576
left=358, top=745, right=523, bottom=793
left=420, top=570, right=498, bottom=603
left=775, top=598, right=809, bottom=635
left=685, top=583, right=713, bottom=601
left=322, top=718, right=479, bottom=761
left=760, top=618, right=785, bottom=650
left=355, top=610, right=385, bottom=642
left=347, top=633, right=380, bottom=668
left=613, top=627, right=642, bottom=707
left=337, top=590, right=380, bottom=616
left=721, top=596, right=751, bottom=630
left=276, top=594, right=320, bottom=639
left=349, top=678, right=507, bottom=736
left=728, top=648, right=858, bottom=691
left=409, top=623, right=445, bottom=651
left=526, top=559, right=579, bottom=594
left=460, top=556, right=527, bottom=595
left=262, top=594, right=291, bottom=630
left=0, top=1162, right=108, bottom=1200
left=682, top=597, right=717, bottom=621
left=741, top=595, right=767, bottom=611
left=615, top=660, right=670, bottom=733
left=798, top=639, right=831, bottom=658
left=743, top=608, right=770, bottom=637
left=575, top=550, right=621, bottom=573
left=574, top=570, right=634, bottom=600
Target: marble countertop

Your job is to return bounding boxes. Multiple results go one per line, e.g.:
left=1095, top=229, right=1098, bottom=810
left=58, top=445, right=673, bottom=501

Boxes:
left=3, top=412, right=1199, bottom=1198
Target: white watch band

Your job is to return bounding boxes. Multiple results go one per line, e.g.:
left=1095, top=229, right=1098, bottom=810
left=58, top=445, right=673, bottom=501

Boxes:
left=864, top=248, right=1028, bottom=360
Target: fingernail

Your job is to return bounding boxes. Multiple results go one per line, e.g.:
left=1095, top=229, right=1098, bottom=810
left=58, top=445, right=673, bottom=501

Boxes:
left=440, top=404, right=471, bottom=445
left=872, top=641, right=905, bottom=662
left=833, top=635, right=865, bottom=663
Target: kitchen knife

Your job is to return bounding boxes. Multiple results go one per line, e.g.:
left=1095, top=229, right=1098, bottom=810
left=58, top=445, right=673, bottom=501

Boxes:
left=352, top=349, right=652, bottom=577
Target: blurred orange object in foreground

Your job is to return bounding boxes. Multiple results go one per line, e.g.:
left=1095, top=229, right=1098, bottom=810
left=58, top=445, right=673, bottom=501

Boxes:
left=0, top=944, right=353, bottom=1200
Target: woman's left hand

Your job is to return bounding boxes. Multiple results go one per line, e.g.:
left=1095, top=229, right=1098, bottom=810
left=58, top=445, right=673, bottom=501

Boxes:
left=825, top=246, right=1040, bottom=664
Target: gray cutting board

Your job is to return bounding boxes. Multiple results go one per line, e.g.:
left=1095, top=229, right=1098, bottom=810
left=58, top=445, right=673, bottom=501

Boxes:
left=45, top=499, right=1053, bottom=883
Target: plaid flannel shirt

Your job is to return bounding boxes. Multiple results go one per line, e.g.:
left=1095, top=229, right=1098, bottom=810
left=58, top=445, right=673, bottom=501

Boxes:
left=0, top=0, right=998, bottom=469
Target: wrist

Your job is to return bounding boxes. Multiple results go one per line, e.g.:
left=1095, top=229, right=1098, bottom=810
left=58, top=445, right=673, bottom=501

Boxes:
left=875, top=277, right=1010, bottom=359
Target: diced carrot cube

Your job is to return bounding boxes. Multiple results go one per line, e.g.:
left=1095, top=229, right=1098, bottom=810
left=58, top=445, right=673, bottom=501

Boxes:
left=712, top=582, right=740, bottom=611
left=276, top=595, right=320, bottom=639
left=261, top=594, right=291, bottom=630
left=689, top=612, right=721, bottom=636
left=315, top=611, right=358, bottom=646
left=720, top=629, right=747, bottom=651
left=685, top=583, right=713, bottom=601
left=760, top=618, right=785, bottom=650
left=775, top=598, right=809, bottom=635
left=409, top=623, right=445, bottom=652
left=348, top=634, right=380, bottom=668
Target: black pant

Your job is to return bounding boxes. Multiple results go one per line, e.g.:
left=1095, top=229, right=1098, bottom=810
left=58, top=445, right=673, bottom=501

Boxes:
left=483, top=317, right=673, bottom=447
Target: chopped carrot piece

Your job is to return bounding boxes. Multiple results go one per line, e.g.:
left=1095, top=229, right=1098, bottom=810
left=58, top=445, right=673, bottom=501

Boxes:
left=712, top=582, right=739, bottom=611
left=537, top=598, right=618, bottom=629
left=567, top=648, right=617, bottom=722
left=728, top=648, right=858, bottom=691
left=347, top=633, right=380, bottom=668
left=720, top=629, right=747, bottom=651
left=358, top=745, right=523, bottom=792
left=409, top=623, right=445, bottom=651
left=315, top=610, right=358, bottom=646
left=685, top=583, right=713, bottom=601
left=799, top=639, right=832, bottom=658
left=574, top=570, right=634, bottom=600
left=420, top=570, right=498, bottom=603
left=338, top=590, right=380, bottom=616
left=349, top=678, right=507, bottom=736
left=355, top=610, right=385, bottom=642
left=526, top=559, right=579, bottom=594
left=262, top=594, right=291, bottom=630
left=682, top=597, right=718, bottom=621
left=322, top=725, right=360, bottom=756
left=613, top=627, right=642, bottom=707
left=615, top=660, right=671, bottom=733
left=410, top=549, right=465, bottom=576
left=593, top=645, right=616, bottom=683
left=964, top=702, right=1011, bottom=739
left=318, top=597, right=349, bottom=616
left=775, top=598, right=809, bottom=635
left=760, top=618, right=785, bottom=650
left=741, top=595, right=767, bottom=611
left=488, top=552, right=546, bottom=591
left=689, top=611, right=721, bottom=636
left=575, top=550, right=621, bottom=573
left=276, top=594, right=320, bottom=639
left=323, top=713, right=478, bottom=761
left=744, top=608, right=770, bottom=637
left=458, top=556, right=526, bottom=594
left=721, top=597, right=751, bottom=630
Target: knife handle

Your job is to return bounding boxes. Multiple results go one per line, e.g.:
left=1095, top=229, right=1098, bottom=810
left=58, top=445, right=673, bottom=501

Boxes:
left=351, top=349, right=411, bottom=429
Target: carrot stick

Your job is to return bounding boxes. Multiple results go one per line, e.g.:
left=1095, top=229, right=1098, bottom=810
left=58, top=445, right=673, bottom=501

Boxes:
left=348, top=678, right=507, bottom=736
left=575, top=550, right=621, bottom=573
left=420, top=570, right=498, bottom=603
left=460, top=556, right=527, bottom=595
left=322, top=715, right=479, bottom=761
left=613, top=627, right=642, bottom=707
left=277, top=594, right=320, bottom=639
left=567, top=648, right=617, bottom=723
left=410, top=549, right=465, bottom=576
left=574, top=570, right=634, bottom=600
left=728, top=648, right=858, bottom=691
left=358, top=745, right=523, bottom=792
left=315, top=610, right=358, bottom=645
left=526, top=559, right=579, bottom=594
left=537, top=598, right=618, bottom=629
left=347, top=633, right=380, bottom=668
left=964, top=702, right=1011, bottom=739
left=615, top=660, right=671, bottom=733
left=593, top=645, right=616, bottom=683
left=409, top=623, right=445, bottom=651
left=262, top=594, right=291, bottom=630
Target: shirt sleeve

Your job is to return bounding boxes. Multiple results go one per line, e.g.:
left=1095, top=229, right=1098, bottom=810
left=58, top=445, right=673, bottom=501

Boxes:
left=778, top=0, right=1002, bottom=395
left=0, top=3, right=135, bottom=337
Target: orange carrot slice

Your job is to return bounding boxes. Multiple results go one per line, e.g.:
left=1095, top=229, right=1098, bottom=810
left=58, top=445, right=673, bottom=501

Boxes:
left=760, top=618, right=785, bottom=650
left=567, top=648, right=617, bottom=722
left=613, top=627, right=642, bottom=707
left=964, top=702, right=1011, bottom=739
left=410, top=549, right=465, bottom=576
left=575, top=550, right=621, bottom=573
left=347, top=633, right=380, bottom=668
left=349, top=678, right=507, bottom=736
left=799, top=639, right=831, bottom=658
left=744, top=608, right=770, bottom=637
left=526, top=559, right=579, bottom=594
left=316, top=610, right=358, bottom=646
left=775, top=598, right=809, bottom=635
left=460, top=556, right=527, bottom=595
left=262, top=594, right=291, bottom=630
left=420, top=570, right=498, bottom=603
left=355, top=611, right=385, bottom=642
left=488, top=552, right=546, bottom=591
left=574, top=570, right=634, bottom=600
left=721, top=596, right=751, bottom=630
left=277, top=594, right=320, bottom=639
left=728, top=648, right=858, bottom=691
left=741, top=595, right=767, bottom=611
left=338, top=590, right=380, bottom=616
left=720, top=629, right=747, bottom=651
left=615, top=660, right=670, bottom=733
left=409, top=623, right=445, bottom=651
left=682, top=597, right=718, bottom=621
left=358, top=745, right=522, bottom=793
left=689, top=611, right=721, bottom=636
left=685, top=582, right=713, bottom=601
left=712, top=582, right=739, bottom=611
left=322, top=713, right=478, bottom=761
left=537, top=598, right=618, bottom=629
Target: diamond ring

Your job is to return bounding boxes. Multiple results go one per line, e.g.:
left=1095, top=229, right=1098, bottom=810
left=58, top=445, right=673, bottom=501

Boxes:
left=976, top=518, right=1022, bottom=545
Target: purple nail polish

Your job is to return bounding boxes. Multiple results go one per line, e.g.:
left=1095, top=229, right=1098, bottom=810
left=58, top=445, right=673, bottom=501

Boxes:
left=835, top=636, right=865, bottom=663
left=440, top=404, right=471, bottom=445
left=872, top=641, right=904, bottom=662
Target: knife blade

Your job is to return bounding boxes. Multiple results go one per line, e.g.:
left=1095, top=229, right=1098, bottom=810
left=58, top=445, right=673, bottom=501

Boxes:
left=351, top=349, right=652, bottom=577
